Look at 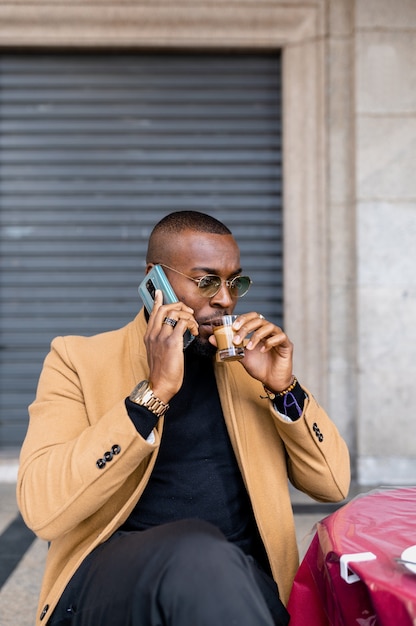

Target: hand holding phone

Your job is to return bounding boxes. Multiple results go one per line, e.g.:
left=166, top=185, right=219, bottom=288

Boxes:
left=138, top=265, right=196, bottom=350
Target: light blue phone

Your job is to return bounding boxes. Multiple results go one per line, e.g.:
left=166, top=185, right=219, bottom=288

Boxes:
left=138, top=265, right=195, bottom=350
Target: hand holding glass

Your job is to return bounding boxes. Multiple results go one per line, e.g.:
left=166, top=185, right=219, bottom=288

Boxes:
left=212, top=315, right=245, bottom=361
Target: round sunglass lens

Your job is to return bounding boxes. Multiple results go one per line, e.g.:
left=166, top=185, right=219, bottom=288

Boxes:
left=199, top=275, right=222, bottom=296
left=232, top=276, right=251, bottom=296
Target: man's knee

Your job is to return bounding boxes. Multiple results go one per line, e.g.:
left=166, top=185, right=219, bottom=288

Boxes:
left=161, top=519, right=243, bottom=585
left=131, top=520, right=285, bottom=626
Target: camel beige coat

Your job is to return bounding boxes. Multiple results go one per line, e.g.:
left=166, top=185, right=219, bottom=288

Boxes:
left=17, top=310, right=350, bottom=625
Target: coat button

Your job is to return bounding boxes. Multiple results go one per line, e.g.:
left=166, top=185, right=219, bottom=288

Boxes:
left=40, top=604, right=49, bottom=620
left=104, top=451, right=113, bottom=462
left=312, top=422, right=324, bottom=441
left=96, top=458, right=106, bottom=469
left=111, top=444, right=121, bottom=455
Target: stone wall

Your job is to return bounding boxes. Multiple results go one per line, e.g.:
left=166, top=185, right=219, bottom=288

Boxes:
left=354, top=0, right=416, bottom=483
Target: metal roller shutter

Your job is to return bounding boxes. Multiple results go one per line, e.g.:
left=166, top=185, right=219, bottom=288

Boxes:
left=0, top=51, right=282, bottom=448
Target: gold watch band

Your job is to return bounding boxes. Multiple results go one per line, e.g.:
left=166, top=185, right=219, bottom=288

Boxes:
left=129, top=380, right=169, bottom=418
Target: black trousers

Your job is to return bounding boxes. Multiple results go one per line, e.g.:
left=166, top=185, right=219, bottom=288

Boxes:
left=48, top=519, right=290, bottom=626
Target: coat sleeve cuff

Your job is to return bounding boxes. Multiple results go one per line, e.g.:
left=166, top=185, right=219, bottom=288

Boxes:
left=273, top=382, right=306, bottom=421
left=125, top=397, right=159, bottom=439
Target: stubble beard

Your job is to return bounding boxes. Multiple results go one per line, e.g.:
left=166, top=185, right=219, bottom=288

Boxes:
left=187, top=335, right=217, bottom=359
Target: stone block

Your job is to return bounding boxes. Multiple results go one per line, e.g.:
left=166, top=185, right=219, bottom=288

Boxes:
left=357, top=32, right=416, bottom=114
left=357, top=202, right=416, bottom=287
left=356, top=0, right=416, bottom=29
left=357, top=117, right=416, bottom=199
left=357, top=286, right=416, bottom=456
left=358, top=456, right=416, bottom=485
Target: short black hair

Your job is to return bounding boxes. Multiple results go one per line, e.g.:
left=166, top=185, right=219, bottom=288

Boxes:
left=152, top=211, right=231, bottom=236
left=146, top=211, right=232, bottom=262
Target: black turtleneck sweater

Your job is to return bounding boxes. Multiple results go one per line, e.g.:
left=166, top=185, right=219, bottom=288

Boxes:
left=121, top=351, right=269, bottom=570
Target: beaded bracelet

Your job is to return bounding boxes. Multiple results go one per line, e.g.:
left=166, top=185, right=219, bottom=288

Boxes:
left=261, top=376, right=298, bottom=401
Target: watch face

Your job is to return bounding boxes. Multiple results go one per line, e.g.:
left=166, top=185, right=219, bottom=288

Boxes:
left=131, top=380, right=149, bottom=401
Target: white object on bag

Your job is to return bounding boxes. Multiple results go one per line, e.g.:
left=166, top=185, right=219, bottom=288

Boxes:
left=340, top=552, right=377, bottom=583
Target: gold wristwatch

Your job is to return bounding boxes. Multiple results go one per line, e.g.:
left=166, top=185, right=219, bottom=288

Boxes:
left=129, top=380, right=169, bottom=418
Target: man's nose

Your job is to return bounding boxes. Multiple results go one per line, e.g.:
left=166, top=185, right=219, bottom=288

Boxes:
left=209, top=282, right=235, bottom=308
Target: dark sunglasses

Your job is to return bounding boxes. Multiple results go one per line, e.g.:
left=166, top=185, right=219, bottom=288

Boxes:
left=159, top=263, right=252, bottom=298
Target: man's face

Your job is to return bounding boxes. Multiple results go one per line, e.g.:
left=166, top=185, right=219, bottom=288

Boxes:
left=151, top=229, right=242, bottom=348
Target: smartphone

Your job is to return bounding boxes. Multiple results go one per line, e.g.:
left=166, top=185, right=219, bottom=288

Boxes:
left=138, top=264, right=195, bottom=350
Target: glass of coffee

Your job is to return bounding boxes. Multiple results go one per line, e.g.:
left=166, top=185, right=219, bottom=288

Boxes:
left=212, top=315, right=245, bottom=361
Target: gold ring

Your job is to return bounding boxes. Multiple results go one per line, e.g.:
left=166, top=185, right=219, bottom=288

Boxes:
left=163, top=317, right=177, bottom=328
